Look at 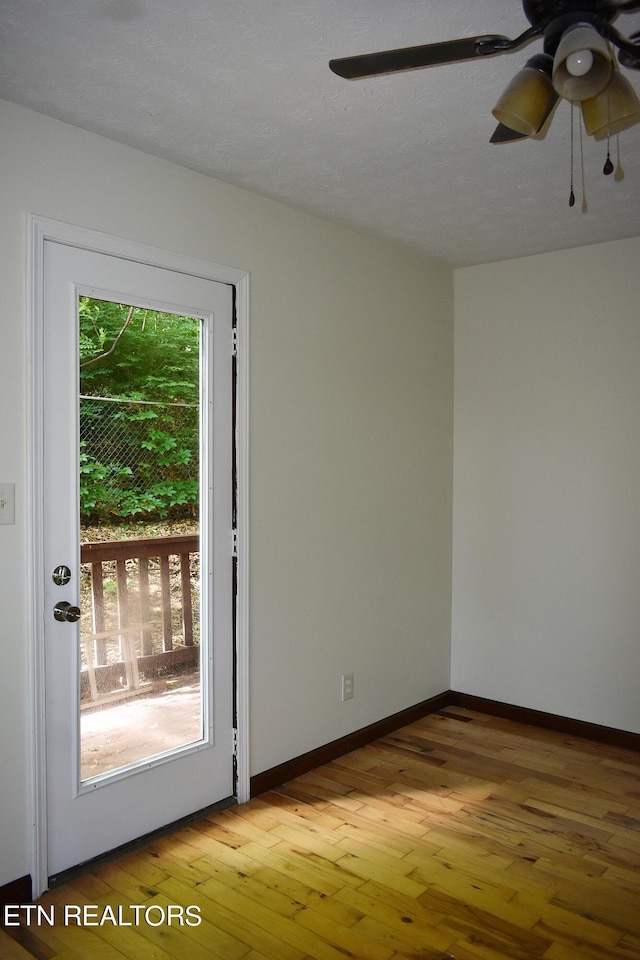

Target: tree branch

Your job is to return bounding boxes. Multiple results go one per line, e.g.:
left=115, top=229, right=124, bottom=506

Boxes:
left=80, top=304, right=136, bottom=369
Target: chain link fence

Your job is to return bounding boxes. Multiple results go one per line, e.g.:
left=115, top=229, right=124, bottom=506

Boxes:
left=79, top=396, right=199, bottom=523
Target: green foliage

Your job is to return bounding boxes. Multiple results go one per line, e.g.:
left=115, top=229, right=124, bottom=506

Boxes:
left=79, top=297, right=199, bottom=402
left=79, top=298, right=201, bottom=522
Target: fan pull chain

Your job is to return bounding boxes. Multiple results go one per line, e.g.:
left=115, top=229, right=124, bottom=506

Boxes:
left=614, top=136, right=625, bottom=181
left=603, top=137, right=614, bottom=176
left=579, top=108, right=588, bottom=212
left=603, top=47, right=614, bottom=177
left=569, top=102, right=576, bottom=207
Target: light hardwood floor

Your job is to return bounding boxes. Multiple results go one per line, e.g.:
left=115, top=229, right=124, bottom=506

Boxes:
left=3, top=706, right=640, bottom=959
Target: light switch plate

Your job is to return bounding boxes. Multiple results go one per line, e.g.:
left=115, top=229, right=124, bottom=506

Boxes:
left=0, top=484, right=15, bottom=525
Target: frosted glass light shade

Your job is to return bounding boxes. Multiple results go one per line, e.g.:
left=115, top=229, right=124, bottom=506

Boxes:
left=552, top=23, right=612, bottom=101
left=582, top=69, right=640, bottom=139
left=492, top=54, right=556, bottom=136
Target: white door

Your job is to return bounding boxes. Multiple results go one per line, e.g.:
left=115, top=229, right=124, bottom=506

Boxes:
left=42, top=239, right=235, bottom=880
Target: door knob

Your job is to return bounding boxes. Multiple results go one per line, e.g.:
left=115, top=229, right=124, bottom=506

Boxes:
left=53, top=601, right=81, bottom=623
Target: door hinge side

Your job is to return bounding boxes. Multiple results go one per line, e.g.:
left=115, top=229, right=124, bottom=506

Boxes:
left=233, top=728, right=239, bottom=758
left=232, top=327, right=238, bottom=357
left=232, top=528, right=238, bottom=558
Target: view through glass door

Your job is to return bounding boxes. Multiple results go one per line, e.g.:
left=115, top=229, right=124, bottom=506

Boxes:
left=43, top=240, right=235, bottom=879
left=78, top=298, right=204, bottom=781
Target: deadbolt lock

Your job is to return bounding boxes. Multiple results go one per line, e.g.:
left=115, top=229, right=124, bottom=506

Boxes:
left=52, top=565, right=72, bottom=586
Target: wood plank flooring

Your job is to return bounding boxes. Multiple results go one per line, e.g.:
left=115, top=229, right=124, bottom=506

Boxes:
left=3, top=707, right=640, bottom=959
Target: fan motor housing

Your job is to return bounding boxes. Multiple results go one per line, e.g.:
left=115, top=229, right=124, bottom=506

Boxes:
left=523, top=0, right=620, bottom=27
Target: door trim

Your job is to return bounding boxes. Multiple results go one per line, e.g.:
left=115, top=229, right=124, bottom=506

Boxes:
left=27, top=215, right=250, bottom=898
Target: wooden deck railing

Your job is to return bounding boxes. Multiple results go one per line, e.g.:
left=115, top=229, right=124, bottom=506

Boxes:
left=80, top=534, right=199, bottom=701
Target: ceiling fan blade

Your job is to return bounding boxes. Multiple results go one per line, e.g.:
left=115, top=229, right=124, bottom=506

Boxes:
left=614, top=29, right=640, bottom=68
left=329, top=35, right=512, bottom=79
left=490, top=123, right=529, bottom=144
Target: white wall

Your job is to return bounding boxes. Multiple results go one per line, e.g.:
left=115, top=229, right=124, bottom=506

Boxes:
left=452, top=237, right=640, bottom=734
left=0, top=99, right=453, bottom=888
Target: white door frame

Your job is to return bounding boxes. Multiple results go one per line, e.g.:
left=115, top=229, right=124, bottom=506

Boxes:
left=27, top=215, right=250, bottom=898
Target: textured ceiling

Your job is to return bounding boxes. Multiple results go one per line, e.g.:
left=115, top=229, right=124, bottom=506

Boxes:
left=1, top=0, right=639, bottom=267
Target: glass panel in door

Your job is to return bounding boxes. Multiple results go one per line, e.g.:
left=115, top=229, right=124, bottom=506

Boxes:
left=77, top=297, right=204, bottom=782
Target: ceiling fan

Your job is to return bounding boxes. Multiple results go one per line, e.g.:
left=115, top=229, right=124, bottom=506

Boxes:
left=329, top=1, right=640, bottom=144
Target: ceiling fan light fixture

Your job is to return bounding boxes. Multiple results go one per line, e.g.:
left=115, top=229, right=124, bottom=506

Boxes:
left=581, top=67, right=640, bottom=139
left=552, top=23, right=612, bottom=101
left=492, top=53, right=556, bottom=136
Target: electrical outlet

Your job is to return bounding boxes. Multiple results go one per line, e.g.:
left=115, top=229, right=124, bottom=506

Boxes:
left=0, top=484, right=15, bottom=525
left=341, top=672, right=354, bottom=702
